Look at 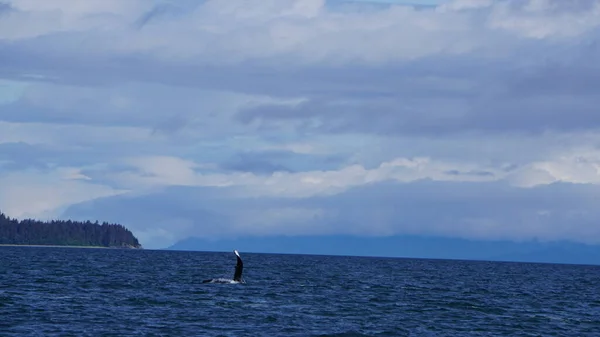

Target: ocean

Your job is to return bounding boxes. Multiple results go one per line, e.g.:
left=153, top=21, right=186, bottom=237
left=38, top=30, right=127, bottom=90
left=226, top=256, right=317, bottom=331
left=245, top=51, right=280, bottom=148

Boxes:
left=1, top=247, right=599, bottom=336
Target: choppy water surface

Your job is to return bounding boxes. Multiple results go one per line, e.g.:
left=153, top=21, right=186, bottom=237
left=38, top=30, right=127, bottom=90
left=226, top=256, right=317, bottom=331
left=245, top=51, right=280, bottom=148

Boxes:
left=1, top=247, right=599, bottom=336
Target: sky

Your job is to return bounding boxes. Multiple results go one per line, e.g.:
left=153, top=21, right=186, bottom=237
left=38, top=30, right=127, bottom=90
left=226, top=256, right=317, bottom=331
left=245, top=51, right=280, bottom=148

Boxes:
left=1, top=0, right=600, bottom=250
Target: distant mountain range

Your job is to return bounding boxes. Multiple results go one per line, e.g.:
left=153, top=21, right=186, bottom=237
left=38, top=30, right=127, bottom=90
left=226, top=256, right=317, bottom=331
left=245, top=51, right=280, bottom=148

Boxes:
left=166, top=235, right=600, bottom=266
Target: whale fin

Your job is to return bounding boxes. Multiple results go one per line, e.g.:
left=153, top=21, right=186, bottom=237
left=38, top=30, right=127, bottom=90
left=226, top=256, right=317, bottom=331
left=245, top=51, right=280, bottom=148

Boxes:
left=202, top=250, right=245, bottom=284
left=233, top=250, right=243, bottom=282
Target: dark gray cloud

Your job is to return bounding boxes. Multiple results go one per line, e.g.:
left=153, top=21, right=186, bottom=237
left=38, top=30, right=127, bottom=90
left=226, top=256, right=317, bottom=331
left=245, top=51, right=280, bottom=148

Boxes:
left=2, top=29, right=600, bottom=136
left=219, top=151, right=294, bottom=175
left=0, top=36, right=591, bottom=95
left=235, top=59, right=600, bottom=136
left=63, top=180, right=600, bottom=248
left=0, top=2, right=12, bottom=15
left=135, top=3, right=187, bottom=29
left=443, top=169, right=495, bottom=177
left=218, top=150, right=346, bottom=175
left=0, top=141, right=136, bottom=172
left=0, top=142, right=59, bottom=170
left=0, top=136, right=182, bottom=180
left=0, top=78, right=239, bottom=133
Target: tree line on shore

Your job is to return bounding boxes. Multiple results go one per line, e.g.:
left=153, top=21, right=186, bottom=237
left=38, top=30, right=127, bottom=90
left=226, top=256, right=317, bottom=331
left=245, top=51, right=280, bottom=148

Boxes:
left=0, top=211, right=142, bottom=248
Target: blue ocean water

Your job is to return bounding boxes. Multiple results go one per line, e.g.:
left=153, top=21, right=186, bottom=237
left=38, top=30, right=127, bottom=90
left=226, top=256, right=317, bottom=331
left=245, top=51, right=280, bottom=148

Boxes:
left=1, top=247, right=599, bottom=336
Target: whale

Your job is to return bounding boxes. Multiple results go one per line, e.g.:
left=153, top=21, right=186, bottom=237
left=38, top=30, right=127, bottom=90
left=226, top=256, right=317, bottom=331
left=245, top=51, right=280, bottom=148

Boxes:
left=202, top=250, right=245, bottom=284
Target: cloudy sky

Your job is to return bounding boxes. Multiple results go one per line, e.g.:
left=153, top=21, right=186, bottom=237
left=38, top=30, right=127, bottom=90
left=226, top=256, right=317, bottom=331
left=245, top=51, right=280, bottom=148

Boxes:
left=1, top=0, right=600, bottom=249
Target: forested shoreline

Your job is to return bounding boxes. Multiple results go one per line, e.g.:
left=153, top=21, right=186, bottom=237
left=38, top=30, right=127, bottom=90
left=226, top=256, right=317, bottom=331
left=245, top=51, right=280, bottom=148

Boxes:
left=0, top=211, right=142, bottom=248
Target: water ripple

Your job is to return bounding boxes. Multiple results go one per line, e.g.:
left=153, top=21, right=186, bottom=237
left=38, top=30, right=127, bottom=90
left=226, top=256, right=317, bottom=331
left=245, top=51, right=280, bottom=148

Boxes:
left=1, top=247, right=600, bottom=336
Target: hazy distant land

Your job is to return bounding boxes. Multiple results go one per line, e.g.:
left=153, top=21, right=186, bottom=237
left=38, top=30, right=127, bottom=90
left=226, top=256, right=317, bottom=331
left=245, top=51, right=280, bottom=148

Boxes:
left=0, top=211, right=142, bottom=249
left=168, top=235, right=600, bottom=266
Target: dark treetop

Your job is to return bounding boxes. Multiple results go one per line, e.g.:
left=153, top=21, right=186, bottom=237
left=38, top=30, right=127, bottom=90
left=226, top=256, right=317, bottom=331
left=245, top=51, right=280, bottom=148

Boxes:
left=0, top=211, right=141, bottom=248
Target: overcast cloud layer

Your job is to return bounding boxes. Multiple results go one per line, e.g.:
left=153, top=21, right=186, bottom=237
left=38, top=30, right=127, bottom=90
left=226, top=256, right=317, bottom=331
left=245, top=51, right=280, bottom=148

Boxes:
left=2, top=0, right=600, bottom=249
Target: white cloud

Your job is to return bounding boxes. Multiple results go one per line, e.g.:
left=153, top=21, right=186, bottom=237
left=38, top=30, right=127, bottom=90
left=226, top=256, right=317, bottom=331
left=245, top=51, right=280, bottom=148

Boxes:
left=109, top=154, right=504, bottom=197
left=259, top=141, right=331, bottom=155
left=0, top=79, right=28, bottom=104
left=0, top=0, right=149, bottom=40
left=485, top=0, right=600, bottom=39
left=0, top=167, right=127, bottom=219
left=101, top=145, right=600, bottom=215
left=133, top=224, right=187, bottom=250
left=526, top=149, right=600, bottom=185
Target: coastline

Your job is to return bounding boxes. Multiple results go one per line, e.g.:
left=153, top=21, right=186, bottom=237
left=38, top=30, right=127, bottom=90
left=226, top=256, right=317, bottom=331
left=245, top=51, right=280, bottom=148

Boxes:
left=0, top=244, right=142, bottom=249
